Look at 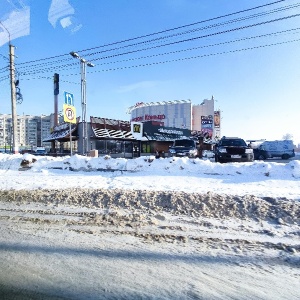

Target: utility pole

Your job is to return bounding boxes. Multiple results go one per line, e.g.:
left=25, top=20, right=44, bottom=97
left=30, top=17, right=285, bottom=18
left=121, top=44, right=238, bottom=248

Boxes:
left=1, top=21, right=18, bottom=154
left=69, top=51, right=94, bottom=155
left=80, top=59, right=88, bottom=155
left=8, top=45, right=18, bottom=154
left=52, top=73, right=59, bottom=153
left=9, top=44, right=18, bottom=154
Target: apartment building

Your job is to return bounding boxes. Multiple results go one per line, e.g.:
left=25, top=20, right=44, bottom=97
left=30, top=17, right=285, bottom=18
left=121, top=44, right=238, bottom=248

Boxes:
left=0, top=114, right=52, bottom=151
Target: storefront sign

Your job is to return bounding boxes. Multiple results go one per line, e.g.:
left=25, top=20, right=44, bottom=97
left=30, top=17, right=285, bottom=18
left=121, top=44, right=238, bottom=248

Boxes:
left=131, top=114, right=166, bottom=122
left=131, top=122, right=143, bottom=140
left=142, top=121, right=190, bottom=141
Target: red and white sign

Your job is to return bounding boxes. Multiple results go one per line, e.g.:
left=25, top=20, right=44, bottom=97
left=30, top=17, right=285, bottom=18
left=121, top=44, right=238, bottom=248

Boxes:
left=63, top=104, right=76, bottom=124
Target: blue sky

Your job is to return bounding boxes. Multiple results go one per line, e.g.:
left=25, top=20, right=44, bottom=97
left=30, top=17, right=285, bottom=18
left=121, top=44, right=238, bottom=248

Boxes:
left=0, top=0, right=300, bottom=145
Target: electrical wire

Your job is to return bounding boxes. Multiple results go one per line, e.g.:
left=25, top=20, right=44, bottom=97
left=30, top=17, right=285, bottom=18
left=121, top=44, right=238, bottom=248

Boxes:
left=2, top=0, right=298, bottom=84
left=13, top=36, right=300, bottom=81
left=16, top=0, right=288, bottom=66
left=79, top=3, right=300, bottom=58
left=93, top=28, right=300, bottom=67
left=17, top=13, right=300, bottom=76
left=85, top=38, right=300, bottom=74
left=16, top=5, right=300, bottom=75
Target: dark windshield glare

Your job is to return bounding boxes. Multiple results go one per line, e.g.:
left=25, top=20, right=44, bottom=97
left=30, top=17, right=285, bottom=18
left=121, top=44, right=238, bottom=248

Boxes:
left=221, top=139, right=247, bottom=147
left=174, top=140, right=195, bottom=147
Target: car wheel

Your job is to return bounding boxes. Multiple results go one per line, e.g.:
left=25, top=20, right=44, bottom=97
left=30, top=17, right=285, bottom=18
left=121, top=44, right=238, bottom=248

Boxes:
left=215, top=156, right=218, bottom=162
left=258, top=154, right=265, bottom=160
left=282, top=154, right=289, bottom=159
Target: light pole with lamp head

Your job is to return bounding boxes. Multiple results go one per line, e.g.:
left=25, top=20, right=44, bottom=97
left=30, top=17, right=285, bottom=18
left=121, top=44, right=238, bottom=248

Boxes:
left=69, top=51, right=94, bottom=155
left=0, top=21, right=19, bottom=154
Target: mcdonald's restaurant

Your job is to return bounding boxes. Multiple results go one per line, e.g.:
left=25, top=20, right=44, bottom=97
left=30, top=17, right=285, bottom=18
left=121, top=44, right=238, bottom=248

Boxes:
left=43, top=115, right=213, bottom=158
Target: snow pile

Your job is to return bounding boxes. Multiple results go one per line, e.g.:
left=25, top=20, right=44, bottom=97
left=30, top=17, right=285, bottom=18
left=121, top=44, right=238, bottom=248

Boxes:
left=1, top=188, right=299, bottom=225
left=1, top=153, right=300, bottom=179
left=1, top=153, right=300, bottom=299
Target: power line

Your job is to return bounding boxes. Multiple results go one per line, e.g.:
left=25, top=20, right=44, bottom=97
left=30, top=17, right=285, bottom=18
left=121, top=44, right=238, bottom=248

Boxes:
left=20, top=76, right=79, bottom=85
left=16, top=3, right=300, bottom=75
left=85, top=38, right=300, bottom=74
left=77, top=0, right=288, bottom=54
left=17, top=13, right=300, bottom=76
left=15, top=36, right=300, bottom=82
left=5, top=0, right=298, bottom=83
left=87, top=14, right=300, bottom=61
left=93, top=28, right=300, bottom=67
left=18, top=26, right=300, bottom=77
left=16, top=0, right=287, bottom=66
left=80, top=2, right=300, bottom=58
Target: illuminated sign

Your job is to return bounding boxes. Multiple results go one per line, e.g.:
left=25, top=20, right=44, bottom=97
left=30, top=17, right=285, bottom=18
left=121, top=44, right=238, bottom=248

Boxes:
left=131, top=114, right=166, bottom=122
left=133, top=123, right=141, bottom=133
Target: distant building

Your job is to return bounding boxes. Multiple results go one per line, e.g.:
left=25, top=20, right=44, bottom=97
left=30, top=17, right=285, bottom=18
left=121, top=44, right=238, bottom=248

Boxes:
left=127, top=96, right=221, bottom=141
left=128, top=99, right=192, bottom=129
left=0, top=113, right=52, bottom=151
left=0, top=96, right=222, bottom=155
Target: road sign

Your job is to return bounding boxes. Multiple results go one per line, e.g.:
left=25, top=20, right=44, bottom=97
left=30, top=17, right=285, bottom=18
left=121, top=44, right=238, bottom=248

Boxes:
left=63, top=104, right=76, bottom=124
left=64, top=91, right=74, bottom=106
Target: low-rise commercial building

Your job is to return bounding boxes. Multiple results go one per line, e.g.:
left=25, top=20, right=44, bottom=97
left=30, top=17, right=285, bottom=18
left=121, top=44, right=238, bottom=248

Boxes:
left=128, top=96, right=221, bottom=142
left=1, top=96, right=221, bottom=157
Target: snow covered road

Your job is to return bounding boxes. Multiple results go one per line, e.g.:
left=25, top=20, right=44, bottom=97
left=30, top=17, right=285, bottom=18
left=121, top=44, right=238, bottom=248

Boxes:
left=0, top=188, right=299, bottom=299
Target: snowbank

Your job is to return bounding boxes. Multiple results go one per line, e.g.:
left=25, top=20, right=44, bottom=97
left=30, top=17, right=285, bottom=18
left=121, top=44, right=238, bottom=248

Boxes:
left=1, top=153, right=300, bottom=299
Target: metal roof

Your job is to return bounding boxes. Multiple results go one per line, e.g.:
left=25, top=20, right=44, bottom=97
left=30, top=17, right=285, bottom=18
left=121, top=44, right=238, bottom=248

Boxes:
left=90, top=117, right=135, bottom=140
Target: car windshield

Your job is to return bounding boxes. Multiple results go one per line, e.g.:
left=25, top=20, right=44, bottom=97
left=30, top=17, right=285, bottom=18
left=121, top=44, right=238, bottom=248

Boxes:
left=174, top=140, right=195, bottom=147
left=36, top=150, right=46, bottom=153
left=221, top=139, right=246, bottom=147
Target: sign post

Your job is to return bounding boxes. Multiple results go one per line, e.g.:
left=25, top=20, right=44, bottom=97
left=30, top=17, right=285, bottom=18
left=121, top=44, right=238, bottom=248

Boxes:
left=63, top=92, right=76, bottom=155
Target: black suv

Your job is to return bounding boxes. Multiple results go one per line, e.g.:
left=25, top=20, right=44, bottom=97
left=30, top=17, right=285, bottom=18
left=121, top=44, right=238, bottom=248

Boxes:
left=214, top=137, right=254, bottom=163
left=168, top=139, right=198, bottom=158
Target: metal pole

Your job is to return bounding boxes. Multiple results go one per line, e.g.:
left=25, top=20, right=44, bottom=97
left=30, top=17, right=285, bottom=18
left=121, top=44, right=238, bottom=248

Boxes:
left=83, top=62, right=88, bottom=155
left=9, top=44, right=18, bottom=154
left=70, top=51, right=94, bottom=156
left=70, top=122, right=72, bottom=156
left=80, top=60, right=87, bottom=155
left=53, top=73, right=59, bottom=153
left=54, top=95, right=58, bottom=126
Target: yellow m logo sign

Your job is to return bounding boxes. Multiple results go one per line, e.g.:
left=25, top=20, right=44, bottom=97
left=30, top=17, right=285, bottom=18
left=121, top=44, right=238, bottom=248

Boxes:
left=133, top=124, right=141, bottom=133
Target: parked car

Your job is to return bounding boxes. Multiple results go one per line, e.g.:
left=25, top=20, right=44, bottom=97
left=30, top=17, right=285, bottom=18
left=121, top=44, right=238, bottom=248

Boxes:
left=34, top=147, right=48, bottom=156
left=168, top=139, right=198, bottom=158
left=214, top=136, right=254, bottom=163
left=253, top=140, right=295, bottom=160
left=202, top=150, right=215, bottom=159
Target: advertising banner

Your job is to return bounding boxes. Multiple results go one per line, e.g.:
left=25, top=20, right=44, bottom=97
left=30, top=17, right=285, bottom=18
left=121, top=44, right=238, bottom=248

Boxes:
left=201, top=116, right=213, bottom=139
left=142, top=121, right=190, bottom=141
left=214, top=111, right=220, bottom=128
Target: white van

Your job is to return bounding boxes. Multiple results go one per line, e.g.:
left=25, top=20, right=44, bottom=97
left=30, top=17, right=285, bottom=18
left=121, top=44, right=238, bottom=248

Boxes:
left=253, top=140, right=295, bottom=160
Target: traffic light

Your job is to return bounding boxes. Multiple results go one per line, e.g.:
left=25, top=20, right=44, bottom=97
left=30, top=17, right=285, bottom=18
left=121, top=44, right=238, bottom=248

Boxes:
left=54, top=73, right=59, bottom=95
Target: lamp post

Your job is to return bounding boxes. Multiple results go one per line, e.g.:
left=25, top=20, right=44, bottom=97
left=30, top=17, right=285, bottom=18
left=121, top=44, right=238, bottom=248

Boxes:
left=69, top=51, right=94, bottom=155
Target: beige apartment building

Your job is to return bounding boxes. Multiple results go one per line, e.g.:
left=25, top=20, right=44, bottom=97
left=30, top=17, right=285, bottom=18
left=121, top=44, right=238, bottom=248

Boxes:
left=0, top=113, right=53, bottom=152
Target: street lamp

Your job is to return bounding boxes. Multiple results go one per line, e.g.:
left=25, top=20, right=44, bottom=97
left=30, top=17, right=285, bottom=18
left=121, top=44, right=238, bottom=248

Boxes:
left=69, top=51, right=94, bottom=155
left=1, top=21, right=18, bottom=154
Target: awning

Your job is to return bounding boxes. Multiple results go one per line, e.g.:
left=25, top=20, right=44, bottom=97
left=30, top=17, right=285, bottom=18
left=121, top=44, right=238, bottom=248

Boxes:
left=43, top=123, right=78, bottom=142
left=90, top=116, right=136, bottom=140
left=92, top=128, right=135, bottom=139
